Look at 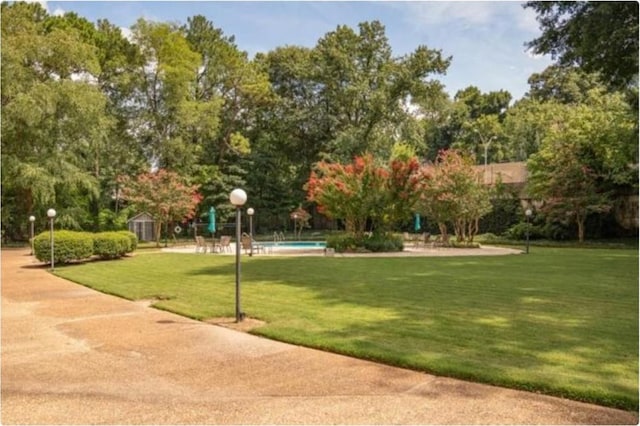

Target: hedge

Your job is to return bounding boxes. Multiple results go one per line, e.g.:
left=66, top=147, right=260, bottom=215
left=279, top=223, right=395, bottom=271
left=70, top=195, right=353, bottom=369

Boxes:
left=33, top=230, right=138, bottom=265
left=33, top=230, right=94, bottom=264
left=93, top=232, right=132, bottom=259
left=327, top=232, right=404, bottom=253
left=117, top=230, right=138, bottom=253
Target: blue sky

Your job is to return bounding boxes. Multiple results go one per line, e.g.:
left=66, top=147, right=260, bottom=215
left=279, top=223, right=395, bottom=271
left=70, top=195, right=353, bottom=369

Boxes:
left=44, top=1, right=553, bottom=101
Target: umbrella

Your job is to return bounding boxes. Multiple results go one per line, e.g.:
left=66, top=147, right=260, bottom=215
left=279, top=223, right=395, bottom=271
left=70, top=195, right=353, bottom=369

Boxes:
left=414, top=213, right=421, bottom=232
left=208, top=207, right=216, bottom=235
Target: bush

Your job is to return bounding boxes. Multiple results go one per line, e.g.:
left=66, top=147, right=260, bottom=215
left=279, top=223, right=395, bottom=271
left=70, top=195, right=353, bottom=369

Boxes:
left=116, top=230, right=138, bottom=253
left=326, top=232, right=404, bottom=253
left=326, top=233, right=360, bottom=252
left=362, top=233, right=404, bottom=252
left=93, top=232, right=133, bottom=259
left=33, top=230, right=94, bottom=265
left=505, top=222, right=545, bottom=240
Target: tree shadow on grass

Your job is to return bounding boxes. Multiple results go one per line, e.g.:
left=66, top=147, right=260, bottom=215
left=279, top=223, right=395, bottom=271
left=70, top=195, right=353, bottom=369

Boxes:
left=185, top=254, right=639, bottom=409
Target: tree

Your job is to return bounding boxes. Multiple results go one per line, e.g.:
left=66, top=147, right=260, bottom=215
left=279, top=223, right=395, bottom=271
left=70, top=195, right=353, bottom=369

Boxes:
left=526, top=65, right=605, bottom=104
left=525, top=1, right=639, bottom=89
left=129, top=19, right=202, bottom=172
left=1, top=1, right=113, bottom=237
left=306, top=154, right=387, bottom=236
left=118, top=169, right=202, bottom=246
left=306, top=152, right=423, bottom=236
left=526, top=90, right=636, bottom=242
left=310, top=20, right=450, bottom=161
left=182, top=15, right=272, bottom=225
left=418, top=150, right=492, bottom=244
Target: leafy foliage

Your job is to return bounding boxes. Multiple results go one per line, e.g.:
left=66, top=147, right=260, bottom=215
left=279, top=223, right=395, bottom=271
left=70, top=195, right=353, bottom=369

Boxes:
left=33, top=230, right=94, bottom=264
left=118, top=169, right=202, bottom=246
left=525, top=1, right=639, bottom=89
left=419, top=150, right=492, bottom=243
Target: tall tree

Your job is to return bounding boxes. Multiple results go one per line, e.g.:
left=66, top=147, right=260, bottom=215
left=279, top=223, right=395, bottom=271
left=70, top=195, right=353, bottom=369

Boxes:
left=526, top=90, right=637, bottom=241
left=312, top=21, right=450, bottom=161
left=130, top=19, right=202, bottom=172
left=525, top=1, right=639, bottom=89
left=1, top=1, right=112, bottom=236
left=182, top=15, right=272, bottom=223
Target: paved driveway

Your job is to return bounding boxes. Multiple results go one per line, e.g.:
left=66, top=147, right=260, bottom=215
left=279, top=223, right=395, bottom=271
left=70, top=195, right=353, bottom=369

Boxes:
left=2, top=249, right=637, bottom=424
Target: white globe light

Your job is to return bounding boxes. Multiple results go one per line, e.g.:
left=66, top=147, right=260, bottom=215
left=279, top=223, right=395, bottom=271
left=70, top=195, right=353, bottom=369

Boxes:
left=29, top=215, right=35, bottom=222
left=47, top=208, right=57, bottom=218
left=247, top=207, right=254, bottom=216
left=229, top=189, right=247, bottom=207
left=525, top=209, right=533, bottom=217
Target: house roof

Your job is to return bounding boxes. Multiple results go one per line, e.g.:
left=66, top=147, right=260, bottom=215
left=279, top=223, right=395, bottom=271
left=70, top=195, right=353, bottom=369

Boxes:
left=473, top=162, right=528, bottom=185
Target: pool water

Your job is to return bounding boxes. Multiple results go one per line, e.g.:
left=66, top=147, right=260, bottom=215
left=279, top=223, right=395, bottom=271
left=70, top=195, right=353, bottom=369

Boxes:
left=261, top=241, right=326, bottom=249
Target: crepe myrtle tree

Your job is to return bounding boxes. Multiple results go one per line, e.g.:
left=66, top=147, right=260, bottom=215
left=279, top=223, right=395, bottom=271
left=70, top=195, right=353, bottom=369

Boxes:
left=418, top=149, right=492, bottom=244
left=306, top=153, right=423, bottom=236
left=118, top=169, right=202, bottom=247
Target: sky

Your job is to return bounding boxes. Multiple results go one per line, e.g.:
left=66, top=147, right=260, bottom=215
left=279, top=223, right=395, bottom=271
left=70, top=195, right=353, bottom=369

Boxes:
left=43, top=1, right=554, bottom=101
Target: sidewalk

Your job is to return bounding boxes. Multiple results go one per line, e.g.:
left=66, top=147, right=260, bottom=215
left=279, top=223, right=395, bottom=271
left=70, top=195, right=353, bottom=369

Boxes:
left=2, top=248, right=637, bottom=424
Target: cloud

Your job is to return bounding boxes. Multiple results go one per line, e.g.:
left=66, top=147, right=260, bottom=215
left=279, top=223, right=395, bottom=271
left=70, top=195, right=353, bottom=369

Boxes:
left=52, top=7, right=65, bottom=16
left=402, top=1, right=497, bottom=27
left=516, top=6, right=541, bottom=33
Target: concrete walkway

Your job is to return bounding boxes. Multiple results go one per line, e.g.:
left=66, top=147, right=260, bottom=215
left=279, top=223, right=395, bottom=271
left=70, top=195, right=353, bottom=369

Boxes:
left=2, top=248, right=637, bottom=424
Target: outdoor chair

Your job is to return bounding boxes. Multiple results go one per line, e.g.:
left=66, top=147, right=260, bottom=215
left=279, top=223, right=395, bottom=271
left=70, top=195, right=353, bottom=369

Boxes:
left=241, top=233, right=265, bottom=255
left=195, top=236, right=208, bottom=253
left=414, top=232, right=431, bottom=248
left=218, top=236, right=232, bottom=253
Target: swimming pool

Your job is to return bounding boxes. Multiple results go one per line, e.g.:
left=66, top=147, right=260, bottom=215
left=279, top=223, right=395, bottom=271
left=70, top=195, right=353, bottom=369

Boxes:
left=261, top=241, right=326, bottom=250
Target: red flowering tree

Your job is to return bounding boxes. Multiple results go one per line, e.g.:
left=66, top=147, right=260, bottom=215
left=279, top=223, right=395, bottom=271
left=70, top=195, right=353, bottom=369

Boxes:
left=306, top=154, right=423, bottom=236
left=118, top=169, right=202, bottom=246
left=419, top=150, right=492, bottom=244
left=306, top=154, right=386, bottom=236
left=382, top=157, right=423, bottom=230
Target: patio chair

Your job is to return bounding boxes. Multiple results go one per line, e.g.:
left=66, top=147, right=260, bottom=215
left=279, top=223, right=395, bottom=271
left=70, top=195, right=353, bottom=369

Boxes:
left=414, top=232, right=431, bottom=248
left=218, top=236, right=232, bottom=253
left=195, top=236, right=208, bottom=253
left=241, top=232, right=265, bottom=255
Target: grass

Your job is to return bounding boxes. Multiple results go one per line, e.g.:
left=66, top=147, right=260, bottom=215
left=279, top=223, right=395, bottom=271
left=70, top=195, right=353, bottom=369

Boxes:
left=54, top=247, right=638, bottom=410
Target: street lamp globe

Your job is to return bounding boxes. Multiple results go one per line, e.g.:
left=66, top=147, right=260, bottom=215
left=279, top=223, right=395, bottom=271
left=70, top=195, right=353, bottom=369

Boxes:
left=47, top=209, right=56, bottom=219
left=29, top=215, right=35, bottom=223
left=525, top=209, right=533, bottom=218
left=247, top=207, right=254, bottom=216
left=229, top=189, right=247, bottom=207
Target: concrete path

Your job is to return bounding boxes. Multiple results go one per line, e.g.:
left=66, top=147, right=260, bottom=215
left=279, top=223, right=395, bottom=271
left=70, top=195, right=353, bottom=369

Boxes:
left=2, top=248, right=637, bottom=425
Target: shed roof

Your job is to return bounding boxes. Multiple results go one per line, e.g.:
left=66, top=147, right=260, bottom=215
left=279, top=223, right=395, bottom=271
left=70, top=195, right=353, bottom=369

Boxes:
left=127, top=212, right=155, bottom=223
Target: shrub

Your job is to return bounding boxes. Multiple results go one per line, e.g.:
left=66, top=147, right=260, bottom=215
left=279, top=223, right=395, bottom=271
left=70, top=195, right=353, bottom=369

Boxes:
left=33, top=230, right=94, bottom=265
left=505, top=222, right=545, bottom=240
left=116, top=230, right=138, bottom=253
left=93, top=232, right=132, bottom=259
left=326, top=233, right=360, bottom=252
left=326, top=232, right=403, bottom=253
left=362, top=233, right=404, bottom=252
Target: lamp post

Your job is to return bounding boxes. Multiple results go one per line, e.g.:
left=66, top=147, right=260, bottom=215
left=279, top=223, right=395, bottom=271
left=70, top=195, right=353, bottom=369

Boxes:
left=247, top=207, right=254, bottom=257
left=525, top=208, right=533, bottom=254
left=293, top=213, right=298, bottom=239
left=47, top=209, right=56, bottom=270
left=229, top=188, right=247, bottom=322
left=29, top=215, right=35, bottom=255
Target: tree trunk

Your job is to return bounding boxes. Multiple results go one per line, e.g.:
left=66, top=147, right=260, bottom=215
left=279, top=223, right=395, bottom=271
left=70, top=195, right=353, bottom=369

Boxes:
left=577, top=216, right=585, bottom=243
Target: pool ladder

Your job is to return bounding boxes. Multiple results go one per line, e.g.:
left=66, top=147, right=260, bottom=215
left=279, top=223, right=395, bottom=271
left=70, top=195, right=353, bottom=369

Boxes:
left=273, top=231, right=286, bottom=242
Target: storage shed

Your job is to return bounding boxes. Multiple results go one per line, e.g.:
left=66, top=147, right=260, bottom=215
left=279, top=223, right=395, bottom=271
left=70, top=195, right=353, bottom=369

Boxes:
left=127, top=212, right=156, bottom=242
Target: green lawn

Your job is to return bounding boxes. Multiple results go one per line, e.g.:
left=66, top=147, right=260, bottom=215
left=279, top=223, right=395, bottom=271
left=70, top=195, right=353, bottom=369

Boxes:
left=54, top=247, right=639, bottom=410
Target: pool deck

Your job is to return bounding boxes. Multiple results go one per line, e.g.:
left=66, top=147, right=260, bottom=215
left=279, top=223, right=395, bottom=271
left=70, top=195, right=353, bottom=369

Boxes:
left=162, top=243, right=523, bottom=257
